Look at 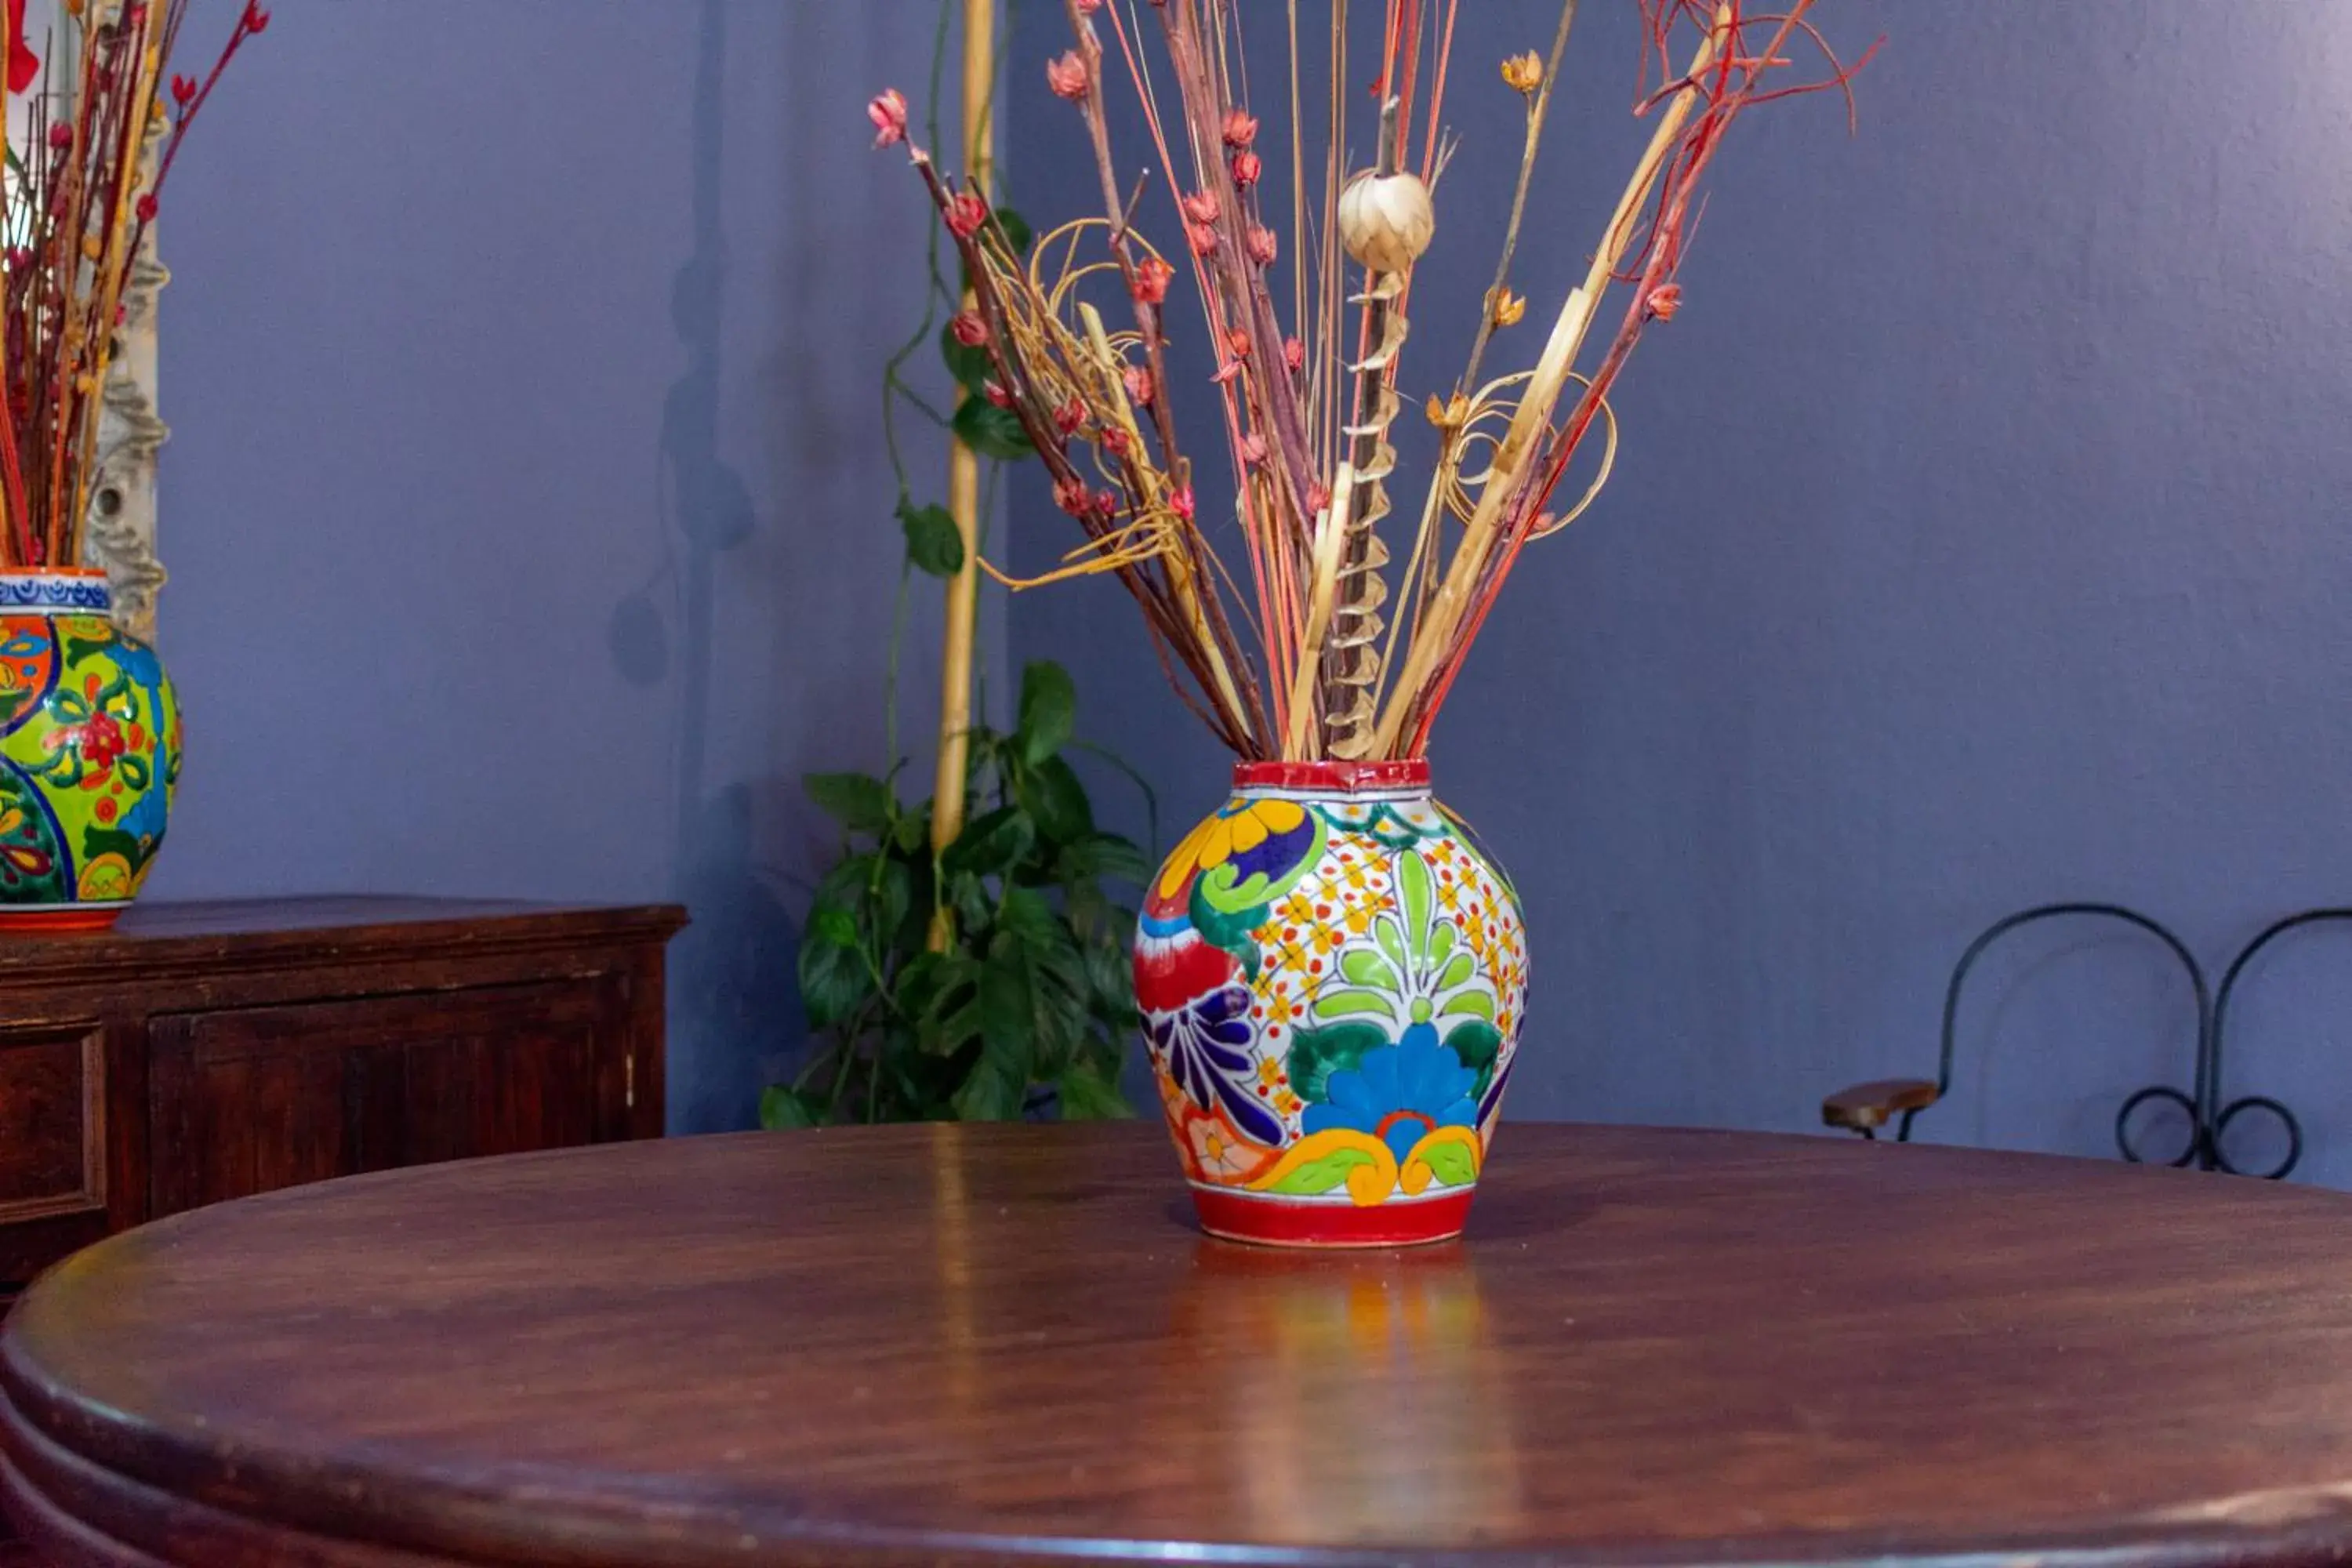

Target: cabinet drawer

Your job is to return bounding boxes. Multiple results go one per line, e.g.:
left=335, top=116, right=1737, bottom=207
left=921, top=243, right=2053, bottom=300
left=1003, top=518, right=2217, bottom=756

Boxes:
left=0, top=1023, right=103, bottom=1227
left=149, top=980, right=622, bottom=1218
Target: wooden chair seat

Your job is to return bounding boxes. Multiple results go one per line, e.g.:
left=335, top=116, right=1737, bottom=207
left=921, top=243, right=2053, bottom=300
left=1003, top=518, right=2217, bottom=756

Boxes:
left=1822, top=1078, right=1940, bottom=1135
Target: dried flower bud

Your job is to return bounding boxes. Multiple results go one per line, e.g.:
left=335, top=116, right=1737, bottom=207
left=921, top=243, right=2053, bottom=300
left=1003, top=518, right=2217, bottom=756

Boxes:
left=170, top=73, right=196, bottom=106
left=1245, top=223, right=1277, bottom=266
left=1131, top=256, right=1174, bottom=304
left=867, top=88, right=909, bottom=148
left=1222, top=107, right=1258, bottom=148
left=1501, top=53, right=1544, bottom=94
left=983, top=379, right=1014, bottom=408
left=1053, top=398, right=1087, bottom=437
left=1230, top=150, right=1262, bottom=188
left=1045, top=50, right=1088, bottom=103
left=134, top=193, right=158, bottom=223
left=1075, top=0, right=1102, bottom=11
left=45, top=124, right=71, bottom=151
left=241, top=0, right=270, bottom=32
left=1169, top=486, right=1196, bottom=521
left=1188, top=223, right=1219, bottom=257
left=1094, top=489, right=1121, bottom=519
left=1225, top=328, right=1253, bottom=360
left=1054, top=477, right=1092, bottom=517
left=1645, top=283, right=1683, bottom=322
left=1180, top=190, right=1219, bottom=225
left=1489, top=288, right=1526, bottom=328
left=1240, top=432, right=1268, bottom=466
left=949, top=310, right=989, bottom=347
left=1283, top=336, right=1305, bottom=372
left=1425, top=392, right=1472, bottom=430
left=1305, top=481, right=1330, bottom=514
left=1337, top=171, right=1435, bottom=272
left=1123, top=365, right=1154, bottom=406
left=945, top=191, right=988, bottom=238
left=1103, top=426, right=1133, bottom=456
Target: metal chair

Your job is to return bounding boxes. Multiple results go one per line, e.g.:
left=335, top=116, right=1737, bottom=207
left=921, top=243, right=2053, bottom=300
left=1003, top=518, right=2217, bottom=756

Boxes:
left=2180, top=909, right=2334, bottom=1180
left=1824, top=902, right=2208, bottom=1162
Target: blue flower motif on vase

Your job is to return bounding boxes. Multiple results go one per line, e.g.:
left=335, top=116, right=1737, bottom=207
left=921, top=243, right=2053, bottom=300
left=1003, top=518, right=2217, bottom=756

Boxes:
left=1301, top=1022, right=1479, bottom=1163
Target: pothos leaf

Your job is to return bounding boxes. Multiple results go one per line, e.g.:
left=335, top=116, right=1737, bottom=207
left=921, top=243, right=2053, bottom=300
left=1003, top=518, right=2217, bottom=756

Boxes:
left=1016, top=660, right=1076, bottom=764
left=898, top=501, right=965, bottom=579
left=951, top=394, right=1035, bottom=461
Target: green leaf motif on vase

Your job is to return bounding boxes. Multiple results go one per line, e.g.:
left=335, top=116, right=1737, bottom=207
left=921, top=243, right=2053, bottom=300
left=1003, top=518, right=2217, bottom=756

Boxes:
left=1287, top=1022, right=1387, bottom=1104
left=1263, top=1142, right=1382, bottom=1196
left=1308, top=848, right=1502, bottom=1053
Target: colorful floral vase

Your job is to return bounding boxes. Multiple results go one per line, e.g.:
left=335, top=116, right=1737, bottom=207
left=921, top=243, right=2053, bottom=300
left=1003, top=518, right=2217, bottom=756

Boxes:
left=1136, top=760, right=1527, bottom=1247
left=0, top=569, right=179, bottom=931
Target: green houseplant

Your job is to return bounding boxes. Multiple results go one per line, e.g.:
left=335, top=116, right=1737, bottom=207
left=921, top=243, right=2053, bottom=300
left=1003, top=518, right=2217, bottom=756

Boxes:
left=764, top=661, right=1149, bottom=1126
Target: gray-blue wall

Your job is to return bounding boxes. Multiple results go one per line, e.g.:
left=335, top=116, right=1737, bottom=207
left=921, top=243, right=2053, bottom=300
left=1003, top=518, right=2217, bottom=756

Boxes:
left=1009, top=1, right=2352, bottom=1181
left=143, top=1, right=1004, bottom=1133
left=129, top=2, right=2352, bottom=1181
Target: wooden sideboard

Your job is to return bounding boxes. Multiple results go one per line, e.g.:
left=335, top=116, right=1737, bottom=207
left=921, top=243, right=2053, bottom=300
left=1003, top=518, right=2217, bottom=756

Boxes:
left=0, top=896, right=687, bottom=1302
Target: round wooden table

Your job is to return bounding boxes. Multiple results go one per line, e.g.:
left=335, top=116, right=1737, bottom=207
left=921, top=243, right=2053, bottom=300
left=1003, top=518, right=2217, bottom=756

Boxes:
left=5, top=1123, right=2352, bottom=1568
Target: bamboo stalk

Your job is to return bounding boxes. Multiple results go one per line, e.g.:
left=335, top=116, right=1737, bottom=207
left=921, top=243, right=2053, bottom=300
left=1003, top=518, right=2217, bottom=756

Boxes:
left=927, top=0, right=995, bottom=952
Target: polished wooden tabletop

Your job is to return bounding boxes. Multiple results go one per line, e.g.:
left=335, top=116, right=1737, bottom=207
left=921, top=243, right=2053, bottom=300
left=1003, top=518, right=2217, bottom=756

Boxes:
left=7, top=1122, right=2352, bottom=1568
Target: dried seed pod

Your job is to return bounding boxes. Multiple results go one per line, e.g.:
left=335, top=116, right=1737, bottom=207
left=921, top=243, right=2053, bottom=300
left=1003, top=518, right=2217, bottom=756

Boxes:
left=1336, top=171, right=1434, bottom=274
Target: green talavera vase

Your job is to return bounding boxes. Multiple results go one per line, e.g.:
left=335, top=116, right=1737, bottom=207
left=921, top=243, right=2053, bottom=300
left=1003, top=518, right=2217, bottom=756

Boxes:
left=0, top=569, right=180, bottom=930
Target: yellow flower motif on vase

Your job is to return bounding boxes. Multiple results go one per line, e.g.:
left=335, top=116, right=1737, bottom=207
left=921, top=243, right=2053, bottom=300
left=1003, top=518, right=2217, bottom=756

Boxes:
left=1155, top=797, right=1312, bottom=902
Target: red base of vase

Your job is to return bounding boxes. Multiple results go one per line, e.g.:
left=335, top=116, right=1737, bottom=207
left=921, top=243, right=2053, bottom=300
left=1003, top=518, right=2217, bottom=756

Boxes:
left=0, top=904, right=125, bottom=933
left=1190, top=1184, right=1475, bottom=1248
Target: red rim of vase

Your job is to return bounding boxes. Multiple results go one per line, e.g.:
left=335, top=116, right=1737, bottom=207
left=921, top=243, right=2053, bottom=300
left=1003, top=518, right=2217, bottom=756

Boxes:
left=1232, top=758, right=1431, bottom=793
left=0, top=567, right=107, bottom=580
left=1189, top=1183, right=1472, bottom=1248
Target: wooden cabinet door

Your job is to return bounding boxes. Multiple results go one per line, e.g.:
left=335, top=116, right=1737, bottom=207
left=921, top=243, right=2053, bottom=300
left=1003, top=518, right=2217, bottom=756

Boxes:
left=147, top=980, right=619, bottom=1218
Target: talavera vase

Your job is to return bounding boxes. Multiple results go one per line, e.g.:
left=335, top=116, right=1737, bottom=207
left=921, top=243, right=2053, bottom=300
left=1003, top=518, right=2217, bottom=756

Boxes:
left=0, top=569, right=179, bottom=930
left=1135, top=760, right=1527, bottom=1247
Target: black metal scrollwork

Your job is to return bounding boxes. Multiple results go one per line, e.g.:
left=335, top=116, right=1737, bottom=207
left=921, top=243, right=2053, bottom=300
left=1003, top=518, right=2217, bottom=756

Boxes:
left=1903, top=904, right=2209, bottom=1160
left=2194, top=910, right=2338, bottom=1181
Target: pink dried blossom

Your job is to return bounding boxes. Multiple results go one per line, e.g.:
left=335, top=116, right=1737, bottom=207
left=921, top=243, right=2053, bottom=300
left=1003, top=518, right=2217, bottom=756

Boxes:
left=1131, top=256, right=1174, bottom=304
left=867, top=89, right=908, bottom=148
left=1221, top=107, right=1258, bottom=148
left=1094, top=489, right=1121, bottom=519
left=1645, top=284, right=1684, bottom=322
left=1053, top=398, right=1087, bottom=437
left=983, top=379, right=1014, bottom=408
left=1103, top=426, right=1134, bottom=457
left=1187, top=223, right=1219, bottom=257
left=1123, top=365, right=1154, bottom=406
left=45, top=123, right=70, bottom=151
left=1305, top=482, right=1330, bottom=514
left=949, top=310, right=989, bottom=347
left=1045, top=51, right=1088, bottom=103
left=1180, top=191, right=1219, bottom=225
left=1054, top=477, right=1092, bottom=517
left=945, top=191, right=988, bottom=238
left=1283, top=336, right=1305, bottom=372
left=1169, top=486, right=1196, bottom=521
left=1230, top=150, right=1262, bottom=188
left=1245, top=224, right=1276, bottom=266
left=1240, top=432, right=1268, bottom=466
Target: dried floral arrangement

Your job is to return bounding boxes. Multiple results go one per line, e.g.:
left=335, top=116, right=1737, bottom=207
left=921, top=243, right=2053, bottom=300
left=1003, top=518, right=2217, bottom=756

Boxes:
left=871, top=0, right=1869, bottom=761
left=0, top=0, right=265, bottom=569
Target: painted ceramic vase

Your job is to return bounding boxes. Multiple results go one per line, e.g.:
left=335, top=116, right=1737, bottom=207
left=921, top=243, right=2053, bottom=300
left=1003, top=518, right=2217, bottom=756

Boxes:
left=0, top=569, right=178, bottom=931
left=1136, top=759, right=1527, bottom=1247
